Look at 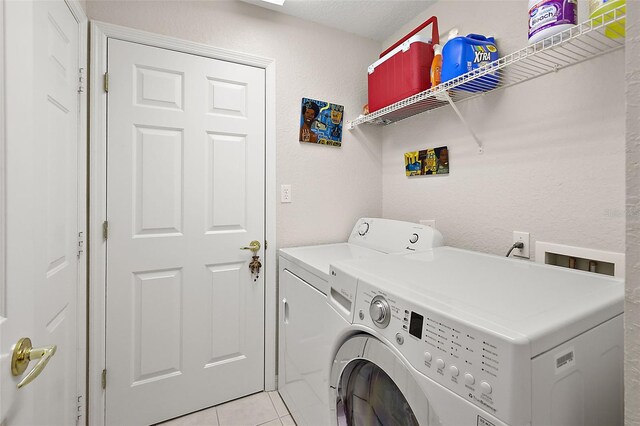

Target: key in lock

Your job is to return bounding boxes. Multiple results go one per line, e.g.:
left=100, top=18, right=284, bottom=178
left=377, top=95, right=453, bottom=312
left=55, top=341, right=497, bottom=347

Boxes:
left=250, top=255, right=262, bottom=281
left=240, top=240, right=262, bottom=281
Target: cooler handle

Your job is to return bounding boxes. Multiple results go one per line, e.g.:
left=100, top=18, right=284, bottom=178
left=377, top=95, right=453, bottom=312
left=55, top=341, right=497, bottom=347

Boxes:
left=379, top=16, right=439, bottom=58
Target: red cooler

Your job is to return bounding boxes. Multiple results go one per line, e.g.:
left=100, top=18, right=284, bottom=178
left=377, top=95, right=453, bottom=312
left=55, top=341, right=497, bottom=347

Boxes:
left=367, top=16, right=439, bottom=113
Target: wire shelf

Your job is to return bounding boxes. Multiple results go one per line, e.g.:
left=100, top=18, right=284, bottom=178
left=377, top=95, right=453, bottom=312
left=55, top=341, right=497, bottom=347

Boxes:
left=347, top=5, right=626, bottom=130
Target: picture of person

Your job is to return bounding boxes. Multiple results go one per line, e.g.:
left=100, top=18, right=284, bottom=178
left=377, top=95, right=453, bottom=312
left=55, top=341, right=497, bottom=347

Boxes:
left=436, top=146, right=449, bottom=174
left=299, top=101, right=319, bottom=143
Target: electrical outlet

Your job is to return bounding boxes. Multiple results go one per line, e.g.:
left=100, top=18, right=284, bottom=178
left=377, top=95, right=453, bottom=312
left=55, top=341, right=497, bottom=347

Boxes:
left=420, top=220, right=436, bottom=228
left=513, top=231, right=530, bottom=259
left=281, top=184, right=292, bottom=203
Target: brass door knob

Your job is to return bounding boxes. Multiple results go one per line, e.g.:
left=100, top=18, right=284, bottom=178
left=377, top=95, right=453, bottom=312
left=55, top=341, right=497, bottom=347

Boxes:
left=11, top=337, right=57, bottom=389
left=240, top=240, right=261, bottom=254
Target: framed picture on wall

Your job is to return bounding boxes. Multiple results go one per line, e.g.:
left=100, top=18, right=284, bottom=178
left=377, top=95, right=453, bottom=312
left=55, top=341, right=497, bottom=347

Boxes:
left=299, top=97, right=344, bottom=147
left=405, top=146, right=449, bottom=176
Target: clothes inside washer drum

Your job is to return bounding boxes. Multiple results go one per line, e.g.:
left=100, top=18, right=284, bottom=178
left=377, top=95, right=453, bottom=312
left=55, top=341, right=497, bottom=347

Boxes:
left=342, top=361, right=419, bottom=426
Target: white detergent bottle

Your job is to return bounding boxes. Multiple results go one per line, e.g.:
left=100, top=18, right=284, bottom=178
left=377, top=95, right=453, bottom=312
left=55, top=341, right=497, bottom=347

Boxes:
left=528, top=0, right=577, bottom=44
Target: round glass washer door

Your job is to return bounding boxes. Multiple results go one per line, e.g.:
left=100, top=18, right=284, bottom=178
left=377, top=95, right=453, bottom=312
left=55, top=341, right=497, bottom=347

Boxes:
left=330, top=334, right=442, bottom=426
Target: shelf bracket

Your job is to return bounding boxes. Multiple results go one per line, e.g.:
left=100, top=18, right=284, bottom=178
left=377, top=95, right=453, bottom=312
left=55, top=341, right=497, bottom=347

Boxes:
left=443, top=92, right=483, bottom=154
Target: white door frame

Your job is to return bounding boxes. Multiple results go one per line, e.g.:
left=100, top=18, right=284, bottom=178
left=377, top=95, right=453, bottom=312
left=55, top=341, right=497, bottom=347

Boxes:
left=88, top=21, right=277, bottom=426
left=0, top=0, right=88, bottom=421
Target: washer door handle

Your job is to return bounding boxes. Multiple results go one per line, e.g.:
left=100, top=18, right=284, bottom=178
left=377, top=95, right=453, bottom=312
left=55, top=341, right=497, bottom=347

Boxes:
left=282, top=298, right=289, bottom=324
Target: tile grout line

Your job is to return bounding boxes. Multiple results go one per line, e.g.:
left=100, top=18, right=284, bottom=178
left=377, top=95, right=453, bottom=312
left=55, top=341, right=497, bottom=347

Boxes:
left=267, top=391, right=281, bottom=423
left=272, top=391, right=290, bottom=416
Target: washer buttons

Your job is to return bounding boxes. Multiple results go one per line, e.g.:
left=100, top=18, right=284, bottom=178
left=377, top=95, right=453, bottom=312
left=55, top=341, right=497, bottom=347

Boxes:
left=396, top=333, right=404, bottom=345
left=449, top=366, right=459, bottom=377
left=464, top=373, right=475, bottom=385
left=435, top=359, right=445, bottom=369
left=480, top=381, right=492, bottom=394
left=424, top=352, right=432, bottom=363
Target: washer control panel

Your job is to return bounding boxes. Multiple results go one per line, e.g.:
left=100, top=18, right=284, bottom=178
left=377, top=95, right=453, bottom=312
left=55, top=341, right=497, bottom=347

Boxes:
left=347, top=218, right=444, bottom=253
left=352, top=280, right=530, bottom=423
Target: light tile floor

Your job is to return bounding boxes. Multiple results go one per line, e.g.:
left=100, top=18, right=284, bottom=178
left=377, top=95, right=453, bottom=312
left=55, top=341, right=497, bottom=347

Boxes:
left=159, top=392, right=296, bottom=426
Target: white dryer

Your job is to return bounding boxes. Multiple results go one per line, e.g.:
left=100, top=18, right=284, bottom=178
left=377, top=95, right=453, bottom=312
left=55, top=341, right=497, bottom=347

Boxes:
left=278, top=218, right=444, bottom=426
left=328, top=247, right=624, bottom=426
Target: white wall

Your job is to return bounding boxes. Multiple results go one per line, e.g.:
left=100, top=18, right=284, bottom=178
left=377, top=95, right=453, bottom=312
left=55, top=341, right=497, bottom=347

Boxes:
left=625, top=0, right=640, bottom=423
left=86, top=0, right=383, bottom=249
left=380, top=1, right=625, bottom=258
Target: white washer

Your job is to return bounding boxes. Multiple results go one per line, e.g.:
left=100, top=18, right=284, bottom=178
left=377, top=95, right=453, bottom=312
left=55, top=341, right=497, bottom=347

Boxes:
left=328, top=247, right=624, bottom=426
left=278, top=218, right=444, bottom=426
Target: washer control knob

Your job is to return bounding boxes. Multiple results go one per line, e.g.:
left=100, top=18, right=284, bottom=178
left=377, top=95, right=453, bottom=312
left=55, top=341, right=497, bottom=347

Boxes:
left=396, top=333, right=404, bottom=345
left=409, top=233, right=419, bottom=244
left=435, top=359, right=445, bottom=369
left=464, top=373, right=475, bottom=385
left=449, top=366, right=459, bottom=377
left=358, top=310, right=364, bottom=320
left=480, top=381, right=492, bottom=394
left=357, top=222, right=370, bottom=236
left=424, top=352, right=432, bottom=363
left=369, top=301, right=385, bottom=322
left=369, top=296, right=391, bottom=328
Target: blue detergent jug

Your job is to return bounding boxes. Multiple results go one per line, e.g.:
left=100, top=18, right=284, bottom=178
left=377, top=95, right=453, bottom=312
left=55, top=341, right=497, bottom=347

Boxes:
left=441, top=34, right=499, bottom=92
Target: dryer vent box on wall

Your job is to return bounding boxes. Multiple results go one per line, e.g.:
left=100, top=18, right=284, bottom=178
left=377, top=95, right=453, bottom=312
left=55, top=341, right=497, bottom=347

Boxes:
left=535, top=242, right=625, bottom=278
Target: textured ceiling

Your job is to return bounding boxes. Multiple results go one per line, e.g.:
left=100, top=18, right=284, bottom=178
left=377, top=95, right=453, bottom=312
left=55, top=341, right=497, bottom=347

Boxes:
left=239, top=0, right=437, bottom=41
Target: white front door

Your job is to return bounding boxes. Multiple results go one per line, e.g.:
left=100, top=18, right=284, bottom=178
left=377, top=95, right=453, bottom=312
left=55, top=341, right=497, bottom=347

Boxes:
left=105, top=39, right=266, bottom=425
left=0, top=0, right=83, bottom=424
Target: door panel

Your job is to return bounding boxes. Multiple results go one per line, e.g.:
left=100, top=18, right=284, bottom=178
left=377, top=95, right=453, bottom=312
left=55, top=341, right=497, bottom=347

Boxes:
left=106, top=39, right=265, bottom=425
left=134, top=126, right=184, bottom=236
left=206, top=263, right=245, bottom=364
left=207, top=133, right=247, bottom=230
left=1, top=0, right=82, bottom=424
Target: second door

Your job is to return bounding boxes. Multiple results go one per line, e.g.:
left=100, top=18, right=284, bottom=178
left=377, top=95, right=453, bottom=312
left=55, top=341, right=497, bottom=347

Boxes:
left=105, top=39, right=266, bottom=426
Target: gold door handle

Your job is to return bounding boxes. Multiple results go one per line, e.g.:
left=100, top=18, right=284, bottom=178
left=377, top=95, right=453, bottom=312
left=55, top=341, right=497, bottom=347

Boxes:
left=240, top=240, right=261, bottom=254
left=11, top=337, right=57, bottom=389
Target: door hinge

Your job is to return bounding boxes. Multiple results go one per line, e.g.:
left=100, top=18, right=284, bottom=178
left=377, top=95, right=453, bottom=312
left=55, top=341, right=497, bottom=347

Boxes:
left=103, top=72, right=109, bottom=93
left=78, top=67, right=86, bottom=94
left=101, top=369, right=107, bottom=389
left=76, top=395, right=84, bottom=424
left=265, top=240, right=268, bottom=250
left=77, top=231, right=84, bottom=258
left=102, top=221, right=109, bottom=240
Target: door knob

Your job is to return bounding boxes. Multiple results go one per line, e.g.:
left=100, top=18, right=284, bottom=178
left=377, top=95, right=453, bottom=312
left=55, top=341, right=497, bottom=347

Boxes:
left=240, top=240, right=261, bottom=254
left=11, top=337, right=57, bottom=389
